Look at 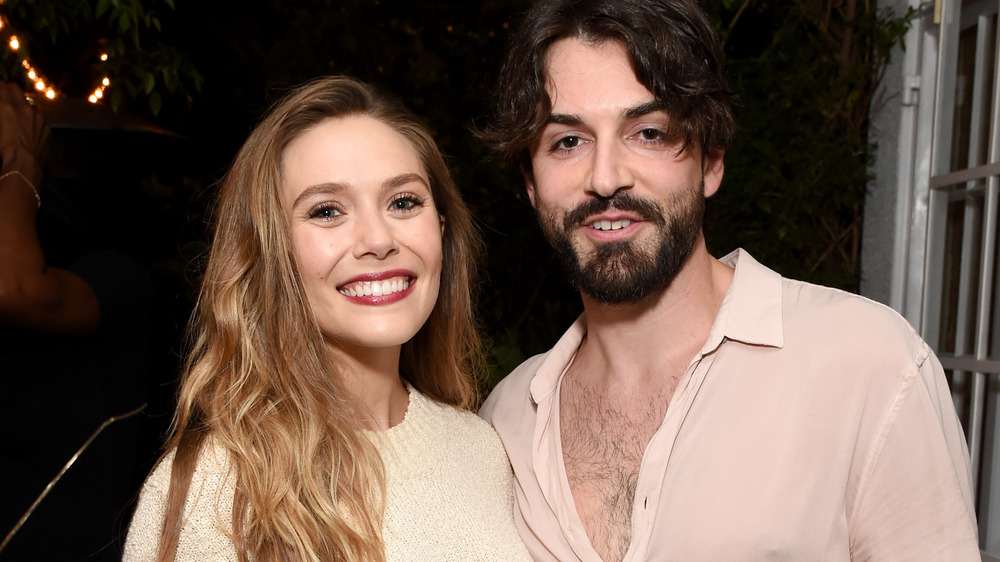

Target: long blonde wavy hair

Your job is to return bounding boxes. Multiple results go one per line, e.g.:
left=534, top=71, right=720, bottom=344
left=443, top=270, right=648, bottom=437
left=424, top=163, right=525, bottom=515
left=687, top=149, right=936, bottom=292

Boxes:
left=154, top=76, right=482, bottom=561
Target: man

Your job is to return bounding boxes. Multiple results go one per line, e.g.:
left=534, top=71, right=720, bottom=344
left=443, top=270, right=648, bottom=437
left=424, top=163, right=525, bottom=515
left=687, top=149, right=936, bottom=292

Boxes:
left=477, top=0, right=980, bottom=560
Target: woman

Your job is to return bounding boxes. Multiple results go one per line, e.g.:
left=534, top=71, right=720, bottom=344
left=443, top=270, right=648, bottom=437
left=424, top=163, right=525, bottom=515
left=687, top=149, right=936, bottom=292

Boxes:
left=124, top=76, right=529, bottom=561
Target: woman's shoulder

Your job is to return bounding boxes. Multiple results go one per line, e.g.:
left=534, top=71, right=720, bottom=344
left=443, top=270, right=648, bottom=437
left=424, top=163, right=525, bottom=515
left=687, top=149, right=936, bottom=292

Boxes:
left=406, top=391, right=510, bottom=468
left=379, top=391, right=528, bottom=561
left=408, top=388, right=499, bottom=442
left=144, top=440, right=231, bottom=487
left=139, top=440, right=235, bottom=506
left=123, top=439, right=239, bottom=561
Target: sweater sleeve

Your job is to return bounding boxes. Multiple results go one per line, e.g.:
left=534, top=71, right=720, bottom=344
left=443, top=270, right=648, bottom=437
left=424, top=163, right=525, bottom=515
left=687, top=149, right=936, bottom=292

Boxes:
left=123, top=446, right=240, bottom=561
left=122, top=454, right=172, bottom=561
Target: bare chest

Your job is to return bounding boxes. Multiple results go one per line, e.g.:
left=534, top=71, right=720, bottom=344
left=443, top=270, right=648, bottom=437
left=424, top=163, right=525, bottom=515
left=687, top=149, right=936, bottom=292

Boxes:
left=559, top=380, right=672, bottom=561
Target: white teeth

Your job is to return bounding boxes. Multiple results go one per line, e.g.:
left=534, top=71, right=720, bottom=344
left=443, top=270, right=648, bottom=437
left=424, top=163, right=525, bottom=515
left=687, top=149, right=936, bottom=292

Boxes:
left=591, top=219, right=632, bottom=231
left=339, top=277, right=411, bottom=297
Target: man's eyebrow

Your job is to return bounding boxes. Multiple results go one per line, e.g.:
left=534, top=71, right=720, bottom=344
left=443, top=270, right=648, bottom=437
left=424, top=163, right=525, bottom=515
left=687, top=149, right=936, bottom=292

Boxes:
left=546, top=113, right=583, bottom=126
left=623, top=101, right=666, bottom=120
left=545, top=102, right=666, bottom=126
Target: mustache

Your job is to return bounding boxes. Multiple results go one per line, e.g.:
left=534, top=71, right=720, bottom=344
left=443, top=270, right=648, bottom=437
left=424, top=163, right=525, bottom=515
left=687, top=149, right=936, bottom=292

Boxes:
left=562, top=192, right=666, bottom=232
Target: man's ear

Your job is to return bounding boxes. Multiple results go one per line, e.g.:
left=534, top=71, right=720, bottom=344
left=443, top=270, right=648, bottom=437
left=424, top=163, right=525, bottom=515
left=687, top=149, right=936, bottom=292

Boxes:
left=702, top=148, right=725, bottom=198
left=522, top=165, right=537, bottom=207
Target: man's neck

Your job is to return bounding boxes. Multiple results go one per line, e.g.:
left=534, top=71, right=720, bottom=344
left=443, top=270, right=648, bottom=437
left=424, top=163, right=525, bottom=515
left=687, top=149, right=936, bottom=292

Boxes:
left=575, top=243, right=734, bottom=386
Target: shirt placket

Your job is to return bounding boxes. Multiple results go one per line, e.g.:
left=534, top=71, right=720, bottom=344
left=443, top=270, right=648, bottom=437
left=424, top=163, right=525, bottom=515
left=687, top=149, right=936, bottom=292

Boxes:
left=535, top=368, right=607, bottom=562
left=624, top=345, right=724, bottom=560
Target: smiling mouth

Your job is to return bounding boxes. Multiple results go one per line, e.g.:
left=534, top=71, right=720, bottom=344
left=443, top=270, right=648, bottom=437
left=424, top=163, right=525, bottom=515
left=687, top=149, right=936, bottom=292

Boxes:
left=338, top=276, right=412, bottom=297
left=589, top=219, right=633, bottom=231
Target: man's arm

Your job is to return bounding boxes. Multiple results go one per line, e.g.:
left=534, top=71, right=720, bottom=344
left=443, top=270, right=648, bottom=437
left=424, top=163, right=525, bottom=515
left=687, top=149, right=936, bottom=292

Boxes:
left=0, top=82, right=99, bottom=334
left=848, top=350, right=980, bottom=560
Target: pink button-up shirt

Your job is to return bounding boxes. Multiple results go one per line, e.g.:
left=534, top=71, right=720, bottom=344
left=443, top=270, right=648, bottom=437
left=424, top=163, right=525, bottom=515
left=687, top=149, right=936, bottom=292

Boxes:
left=480, top=250, right=979, bottom=561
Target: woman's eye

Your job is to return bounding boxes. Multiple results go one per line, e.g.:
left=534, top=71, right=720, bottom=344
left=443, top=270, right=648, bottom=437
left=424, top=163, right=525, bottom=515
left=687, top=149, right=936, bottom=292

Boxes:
left=390, top=194, right=424, bottom=212
left=308, top=204, right=342, bottom=220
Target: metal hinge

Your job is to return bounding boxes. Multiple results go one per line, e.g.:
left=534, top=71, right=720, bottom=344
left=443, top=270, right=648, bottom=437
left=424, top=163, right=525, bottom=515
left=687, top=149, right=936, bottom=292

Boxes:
left=902, top=75, right=921, bottom=106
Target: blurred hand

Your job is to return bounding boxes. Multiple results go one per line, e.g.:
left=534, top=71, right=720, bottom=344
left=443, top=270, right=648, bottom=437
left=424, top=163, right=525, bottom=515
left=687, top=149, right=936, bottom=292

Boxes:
left=0, top=81, right=99, bottom=333
left=0, top=81, right=49, bottom=188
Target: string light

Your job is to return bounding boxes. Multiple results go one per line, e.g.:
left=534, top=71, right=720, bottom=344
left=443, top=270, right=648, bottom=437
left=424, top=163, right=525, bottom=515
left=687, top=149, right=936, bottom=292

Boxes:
left=88, top=74, right=109, bottom=103
left=0, top=12, right=108, bottom=103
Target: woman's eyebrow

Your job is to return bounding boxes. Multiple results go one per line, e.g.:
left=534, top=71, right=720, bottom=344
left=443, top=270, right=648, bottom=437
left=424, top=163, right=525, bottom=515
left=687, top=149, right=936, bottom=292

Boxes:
left=383, top=172, right=429, bottom=191
left=292, top=182, right=348, bottom=208
left=292, top=173, right=428, bottom=208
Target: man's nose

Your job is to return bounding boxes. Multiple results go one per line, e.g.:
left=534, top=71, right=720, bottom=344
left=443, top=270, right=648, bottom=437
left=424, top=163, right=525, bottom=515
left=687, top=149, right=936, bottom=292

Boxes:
left=588, top=141, right=634, bottom=198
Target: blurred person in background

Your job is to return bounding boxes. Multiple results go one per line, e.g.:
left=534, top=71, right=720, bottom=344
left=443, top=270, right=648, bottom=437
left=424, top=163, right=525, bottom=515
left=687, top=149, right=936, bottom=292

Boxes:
left=0, top=80, right=151, bottom=561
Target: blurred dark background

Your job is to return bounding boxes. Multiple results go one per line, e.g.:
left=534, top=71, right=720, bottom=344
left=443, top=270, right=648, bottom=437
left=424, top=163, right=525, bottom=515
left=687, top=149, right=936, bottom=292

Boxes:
left=0, top=0, right=915, bottom=559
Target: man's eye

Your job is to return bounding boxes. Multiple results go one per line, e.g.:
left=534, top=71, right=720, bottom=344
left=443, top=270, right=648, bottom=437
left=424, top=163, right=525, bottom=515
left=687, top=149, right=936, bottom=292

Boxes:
left=552, top=135, right=581, bottom=151
left=639, top=128, right=663, bottom=140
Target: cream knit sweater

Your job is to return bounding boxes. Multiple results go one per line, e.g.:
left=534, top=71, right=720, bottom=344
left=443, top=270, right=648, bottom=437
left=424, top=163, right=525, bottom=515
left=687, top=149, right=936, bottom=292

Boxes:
left=123, top=389, right=530, bottom=561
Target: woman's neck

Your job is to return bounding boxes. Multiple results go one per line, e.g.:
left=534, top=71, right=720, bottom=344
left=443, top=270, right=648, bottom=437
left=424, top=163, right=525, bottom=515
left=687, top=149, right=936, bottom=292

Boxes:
left=336, top=342, right=410, bottom=431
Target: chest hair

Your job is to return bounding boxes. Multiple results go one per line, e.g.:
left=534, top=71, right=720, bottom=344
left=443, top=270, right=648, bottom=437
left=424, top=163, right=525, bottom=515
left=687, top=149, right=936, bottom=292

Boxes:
left=560, top=378, right=673, bottom=562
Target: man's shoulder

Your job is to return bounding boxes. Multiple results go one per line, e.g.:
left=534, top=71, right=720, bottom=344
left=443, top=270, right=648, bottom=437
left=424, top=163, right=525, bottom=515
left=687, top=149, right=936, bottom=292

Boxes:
left=778, top=276, right=928, bottom=363
left=731, top=250, right=913, bottom=335
left=781, top=277, right=914, bottom=332
left=479, top=352, right=548, bottom=423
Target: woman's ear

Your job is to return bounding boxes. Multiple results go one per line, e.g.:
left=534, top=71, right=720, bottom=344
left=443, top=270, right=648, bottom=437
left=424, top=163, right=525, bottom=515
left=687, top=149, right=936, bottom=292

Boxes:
left=439, top=214, right=446, bottom=236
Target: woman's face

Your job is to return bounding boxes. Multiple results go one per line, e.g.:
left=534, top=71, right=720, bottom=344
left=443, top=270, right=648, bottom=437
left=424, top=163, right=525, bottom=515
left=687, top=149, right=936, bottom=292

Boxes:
left=281, top=115, right=444, bottom=355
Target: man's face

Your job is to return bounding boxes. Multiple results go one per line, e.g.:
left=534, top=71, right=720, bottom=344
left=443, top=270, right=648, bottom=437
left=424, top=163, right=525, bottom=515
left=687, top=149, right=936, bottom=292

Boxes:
left=526, top=38, right=724, bottom=304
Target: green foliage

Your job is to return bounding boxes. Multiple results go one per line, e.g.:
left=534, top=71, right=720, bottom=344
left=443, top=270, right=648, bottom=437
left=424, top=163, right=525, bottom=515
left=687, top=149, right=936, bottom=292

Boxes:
left=0, top=0, right=200, bottom=115
left=463, top=0, right=918, bottom=384
left=14, top=0, right=916, bottom=391
left=160, top=0, right=558, bottom=389
left=705, top=0, right=916, bottom=291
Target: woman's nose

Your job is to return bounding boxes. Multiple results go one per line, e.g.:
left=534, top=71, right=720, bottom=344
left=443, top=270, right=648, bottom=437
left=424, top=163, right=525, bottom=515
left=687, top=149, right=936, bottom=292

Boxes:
left=352, top=212, right=399, bottom=260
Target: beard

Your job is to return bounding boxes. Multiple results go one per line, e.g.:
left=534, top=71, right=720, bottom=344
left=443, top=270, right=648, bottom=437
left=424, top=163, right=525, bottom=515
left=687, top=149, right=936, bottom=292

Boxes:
left=535, top=184, right=704, bottom=305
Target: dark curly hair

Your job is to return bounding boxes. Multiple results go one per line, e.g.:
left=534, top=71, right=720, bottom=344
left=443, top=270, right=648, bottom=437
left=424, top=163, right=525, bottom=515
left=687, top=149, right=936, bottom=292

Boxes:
left=479, top=0, right=734, bottom=168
